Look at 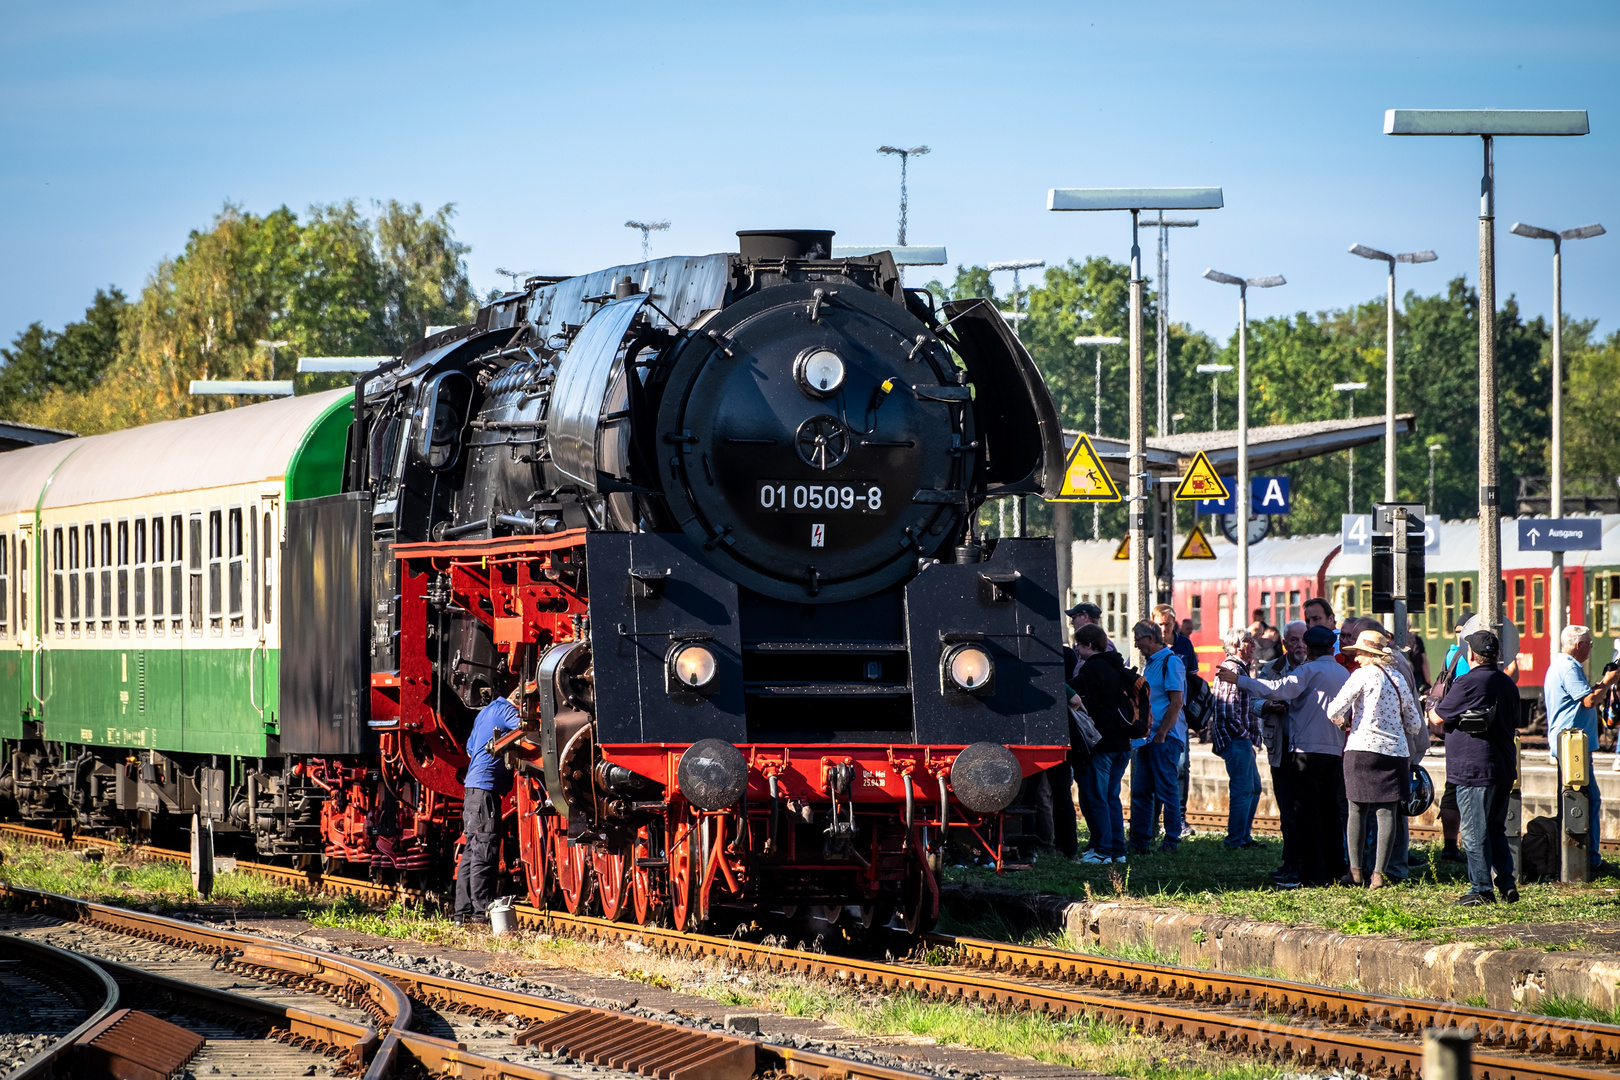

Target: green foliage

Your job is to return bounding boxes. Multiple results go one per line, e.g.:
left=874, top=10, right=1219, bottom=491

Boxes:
left=923, top=262, right=1577, bottom=539
left=0, top=288, right=130, bottom=411
left=1566, top=328, right=1620, bottom=476
left=1, top=199, right=476, bottom=435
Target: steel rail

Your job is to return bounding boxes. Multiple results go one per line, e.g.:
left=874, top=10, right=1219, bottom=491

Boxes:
left=0, top=934, right=121, bottom=1078
left=6, top=825, right=1620, bottom=1077
left=0, top=880, right=939, bottom=1080
left=496, top=909, right=1620, bottom=1080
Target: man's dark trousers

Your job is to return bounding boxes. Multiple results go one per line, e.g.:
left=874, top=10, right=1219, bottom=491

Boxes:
left=455, top=787, right=502, bottom=919
left=1270, top=762, right=1298, bottom=875
left=1289, top=752, right=1347, bottom=886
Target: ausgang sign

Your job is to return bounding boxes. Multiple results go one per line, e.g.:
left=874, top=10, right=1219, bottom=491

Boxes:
left=1516, top=518, right=1603, bottom=552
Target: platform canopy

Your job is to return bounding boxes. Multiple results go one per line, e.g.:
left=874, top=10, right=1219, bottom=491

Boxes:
left=0, top=419, right=75, bottom=453
left=1074, top=413, right=1417, bottom=481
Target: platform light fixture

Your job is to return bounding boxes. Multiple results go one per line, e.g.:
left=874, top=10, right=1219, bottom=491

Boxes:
left=1509, top=218, right=1606, bottom=648
left=1384, top=107, right=1590, bottom=635
left=1203, top=270, right=1286, bottom=634
left=1048, top=186, right=1223, bottom=628
left=1348, top=244, right=1437, bottom=505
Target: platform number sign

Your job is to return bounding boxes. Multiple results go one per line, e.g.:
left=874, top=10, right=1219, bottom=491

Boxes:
left=811, top=523, right=825, bottom=548
left=1341, top=513, right=1441, bottom=555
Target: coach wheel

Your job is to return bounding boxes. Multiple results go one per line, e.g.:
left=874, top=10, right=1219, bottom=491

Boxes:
left=631, top=826, right=659, bottom=926
left=551, top=823, right=596, bottom=915
left=594, top=845, right=634, bottom=923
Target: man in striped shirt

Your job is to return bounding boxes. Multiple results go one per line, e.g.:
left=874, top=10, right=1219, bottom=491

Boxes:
left=1211, top=626, right=1263, bottom=848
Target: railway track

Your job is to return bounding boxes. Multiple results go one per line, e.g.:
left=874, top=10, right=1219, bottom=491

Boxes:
left=5, top=823, right=1620, bottom=1079
left=0, top=881, right=941, bottom=1080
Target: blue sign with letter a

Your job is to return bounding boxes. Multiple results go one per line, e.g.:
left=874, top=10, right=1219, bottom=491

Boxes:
left=1196, top=476, right=1290, bottom=515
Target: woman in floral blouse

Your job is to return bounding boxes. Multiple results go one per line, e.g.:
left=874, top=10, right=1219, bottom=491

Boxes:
left=1328, top=629, right=1425, bottom=888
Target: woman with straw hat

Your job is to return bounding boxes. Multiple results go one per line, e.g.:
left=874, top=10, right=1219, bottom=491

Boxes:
left=1327, top=629, right=1425, bottom=889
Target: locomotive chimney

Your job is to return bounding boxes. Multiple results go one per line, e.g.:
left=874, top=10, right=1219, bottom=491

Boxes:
left=736, top=229, right=835, bottom=261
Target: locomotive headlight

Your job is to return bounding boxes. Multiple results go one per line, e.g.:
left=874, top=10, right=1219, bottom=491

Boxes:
left=667, top=642, right=718, bottom=691
left=795, top=348, right=846, bottom=398
left=943, top=643, right=995, bottom=694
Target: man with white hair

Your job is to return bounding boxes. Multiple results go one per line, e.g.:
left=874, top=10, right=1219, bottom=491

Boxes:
left=1546, top=624, right=1620, bottom=874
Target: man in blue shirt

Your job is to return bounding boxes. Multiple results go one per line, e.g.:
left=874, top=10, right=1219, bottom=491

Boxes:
left=1545, top=624, right=1619, bottom=873
left=454, top=688, right=523, bottom=923
left=1127, top=620, right=1186, bottom=855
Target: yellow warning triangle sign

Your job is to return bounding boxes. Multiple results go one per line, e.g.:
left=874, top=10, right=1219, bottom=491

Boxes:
left=1112, top=534, right=1130, bottom=561
left=1050, top=433, right=1122, bottom=503
left=1177, top=524, right=1217, bottom=560
left=1173, top=450, right=1230, bottom=502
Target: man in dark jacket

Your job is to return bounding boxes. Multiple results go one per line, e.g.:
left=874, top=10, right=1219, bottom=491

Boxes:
left=1431, top=630, right=1519, bottom=906
left=1073, top=623, right=1135, bottom=864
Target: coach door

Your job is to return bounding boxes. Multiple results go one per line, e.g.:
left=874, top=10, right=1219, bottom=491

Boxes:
left=14, top=518, right=45, bottom=723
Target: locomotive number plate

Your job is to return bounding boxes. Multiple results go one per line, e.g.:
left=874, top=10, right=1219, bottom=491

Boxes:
left=756, top=481, right=884, bottom=514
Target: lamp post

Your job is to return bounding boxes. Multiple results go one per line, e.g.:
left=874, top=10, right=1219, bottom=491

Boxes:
left=1428, top=441, right=1443, bottom=511
left=1195, top=363, right=1233, bottom=430
left=1385, top=108, right=1590, bottom=634
left=1203, top=270, right=1286, bottom=640
left=1143, top=215, right=1200, bottom=436
left=877, top=145, right=930, bottom=246
left=624, top=220, right=670, bottom=259
left=255, top=339, right=289, bottom=381
left=1348, top=245, right=1438, bottom=501
left=1049, top=187, right=1224, bottom=628
left=992, top=260, right=1045, bottom=342
left=1076, top=335, right=1123, bottom=540
left=1335, top=382, right=1369, bottom=512
left=1509, top=219, right=1606, bottom=648
left=1171, top=412, right=1185, bottom=435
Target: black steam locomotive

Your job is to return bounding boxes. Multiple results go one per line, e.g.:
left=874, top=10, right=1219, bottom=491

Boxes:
left=291, top=228, right=1070, bottom=931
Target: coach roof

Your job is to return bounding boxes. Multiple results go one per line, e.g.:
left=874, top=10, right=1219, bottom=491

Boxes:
left=0, top=389, right=351, bottom=516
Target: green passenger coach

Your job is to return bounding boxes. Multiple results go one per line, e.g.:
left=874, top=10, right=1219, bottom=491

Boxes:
left=0, top=389, right=351, bottom=836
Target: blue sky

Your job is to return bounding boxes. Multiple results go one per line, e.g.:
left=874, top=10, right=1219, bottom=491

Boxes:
left=3, top=0, right=1617, bottom=352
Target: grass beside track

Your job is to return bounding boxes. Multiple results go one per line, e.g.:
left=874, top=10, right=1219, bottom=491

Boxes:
left=943, top=833, right=1620, bottom=945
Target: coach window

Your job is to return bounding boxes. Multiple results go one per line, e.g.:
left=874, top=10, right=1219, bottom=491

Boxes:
left=1442, top=579, right=1456, bottom=637
left=188, top=514, right=203, bottom=636
left=1531, top=575, right=1545, bottom=637
left=228, top=507, right=244, bottom=633
left=99, top=522, right=112, bottom=632
left=67, top=526, right=80, bottom=635
left=208, top=510, right=223, bottom=634
left=1425, top=580, right=1439, bottom=638
left=1460, top=578, right=1473, bottom=613
left=1104, top=591, right=1117, bottom=635
left=262, top=509, right=274, bottom=625
left=1358, top=581, right=1372, bottom=616
left=0, top=533, right=7, bottom=639
left=170, top=516, right=184, bottom=635
left=79, top=525, right=94, bottom=636
left=52, top=527, right=64, bottom=636
left=149, top=517, right=164, bottom=636
left=1217, top=592, right=1230, bottom=635
left=1606, top=574, right=1620, bottom=634
left=1596, top=574, right=1614, bottom=636
left=133, top=518, right=146, bottom=635
left=1189, top=594, right=1202, bottom=631
left=1512, top=576, right=1527, bottom=635
left=248, top=504, right=259, bottom=630
left=117, top=519, right=130, bottom=635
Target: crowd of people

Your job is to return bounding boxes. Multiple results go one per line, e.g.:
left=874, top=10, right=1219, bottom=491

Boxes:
left=1058, top=596, right=1619, bottom=904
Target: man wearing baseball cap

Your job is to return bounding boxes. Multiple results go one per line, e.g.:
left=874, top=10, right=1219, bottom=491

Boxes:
left=1431, top=630, right=1519, bottom=905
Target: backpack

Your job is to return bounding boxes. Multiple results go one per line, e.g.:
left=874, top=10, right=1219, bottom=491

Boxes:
left=1521, top=815, right=1561, bottom=882
left=1122, top=668, right=1153, bottom=739
left=1183, top=672, right=1215, bottom=732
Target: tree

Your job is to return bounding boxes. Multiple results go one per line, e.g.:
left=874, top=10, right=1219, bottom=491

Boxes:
left=1, top=200, right=476, bottom=434
left=0, top=288, right=129, bottom=412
